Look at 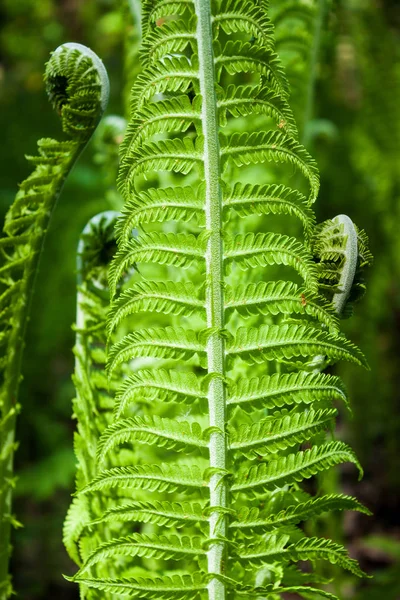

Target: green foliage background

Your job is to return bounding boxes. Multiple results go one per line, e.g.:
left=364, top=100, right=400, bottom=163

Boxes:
left=0, top=0, right=399, bottom=597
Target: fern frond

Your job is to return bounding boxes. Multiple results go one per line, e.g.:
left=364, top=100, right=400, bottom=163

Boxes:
left=232, top=441, right=362, bottom=493
left=213, top=0, right=274, bottom=48
left=114, top=369, right=205, bottom=419
left=71, top=573, right=206, bottom=599
left=223, top=183, right=314, bottom=233
left=79, top=533, right=205, bottom=573
left=91, top=500, right=208, bottom=528
left=109, top=232, right=206, bottom=296
left=215, top=40, right=289, bottom=97
left=108, top=281, right=205, bottom=333
left=239, top=536, right=366, bottom=577
left=221, top=131, right=320, bottom=202
left=225, top=281, right=339, bottom=332
left=108, top=327, right=204, bottom=376
left=227, top=323, right=367, bottom=367
left=81, top=463, right=204, bottom=495
left=77, top=0, right=370, bottom=596
left=141, top=18, right=196, bottom=65
left=98, top=415, right=207, bottom=463
left=0, top=42, right=109, bottom=591
left=116, top=185, right=205, bottom=243
left=230, top=408, right=337, bottom=458
left=224, top=233, right=318, bottom=292
left=230, top=493, right=371, bottom=533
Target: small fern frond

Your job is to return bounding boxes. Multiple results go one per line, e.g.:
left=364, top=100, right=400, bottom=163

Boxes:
left=79, top=533, right=206, bottom=574
left=227, top=323, right=367, bottom=367
left=221, top=131, right=320, bottom=202
left=223, top=183, right=314, bottom=233
left=0, top=43, right=109, bottom=592
left=108, top=327, right=204, bottom=376
left=71, top=573, right=206, bottom=599
left=114, top=369, right=205, bottom=418
left=109, top=232, right=206, bottom=296
left=230, top=408, right=337, bottom=458
left=97, top=415, right=207, bottom=463
left=224, top=233, right=318, bottom=292
left=108, top=281, right=205, bottom=333
left=81, top=463, right=205, bottom=495
left=225, top=281, right=339, bottom=332
left=226, top=371, right=348, bottom=412
left=116, top=185, right=205, bottom=243
left=239, top=536, right=366, bottom=577
left=91, top=500, right=208, bottom=529
left=232, top=441, right=362, bottom=493
left=231, top=493, right=371, bottom=533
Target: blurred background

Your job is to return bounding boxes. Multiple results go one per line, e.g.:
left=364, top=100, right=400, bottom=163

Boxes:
left=1, top=0, right=400, bottom=597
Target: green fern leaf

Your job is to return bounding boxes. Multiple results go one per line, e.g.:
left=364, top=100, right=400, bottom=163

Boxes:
left=227, top=323, right=367, bottom=367
left=113, top=369, right=205, bottom=419
left=227, top=371, right=349, bottom=412
left=108, top=281, right=205, bottom=334
left=109, top=232, right=206, bottom=296
left=232, top=441, right=362, bottom=493
left=141, top=18, right=196, bottom=64
left=224, top=232, right=318, bottom=292
left=81, top=463, right=205, bottom=495
left=215, top=40, right=289, bottom=97
left=221, top=131, right=319, bottom=202
left=97, top=415, right=207, bottom=463
left=79, top=533, right=206, bottom=573
left=230, top=408, right=337, bottom=458
left=231, top=493, right=371, bottom=533
left=91, top=500, right=208, bottom=528
left=223, top=183, right=314, bottom=232
left=107, top=327, right=204, bottom=376
left=115, top=185, right=205, bottom=242
left=225, top=281, right=338, bottom=332
left=239, top=536, right=366, bottom=577
left=71, top=573, right=206, bottom=599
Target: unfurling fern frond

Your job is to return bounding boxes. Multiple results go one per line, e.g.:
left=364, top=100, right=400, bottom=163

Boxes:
left=71, top=1, right=370, bottom=598
left=0, top=44, right=109, bottom=596
left=313, top=214, right=373, bottom=318
left=63, top=213, right=117, bottom=567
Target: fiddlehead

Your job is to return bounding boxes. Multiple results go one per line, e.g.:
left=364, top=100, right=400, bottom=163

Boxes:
left=71, top=1, right=369, bottom=598
left=0, top=43, right=109, bottom=598
left=313, top=214, right=373, bottom=318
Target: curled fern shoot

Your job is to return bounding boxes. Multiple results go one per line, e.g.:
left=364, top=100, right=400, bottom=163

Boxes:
left=0, top=43, right=109, bottom=597
left=73, top=1, right=370, bottom=599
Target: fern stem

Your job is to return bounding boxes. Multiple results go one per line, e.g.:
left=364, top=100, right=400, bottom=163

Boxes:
left=195, top=1, right=227, bottom=598
left=302, top=0, right=326, bottom=146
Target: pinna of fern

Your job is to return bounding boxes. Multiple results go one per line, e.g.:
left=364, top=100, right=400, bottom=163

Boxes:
left=0, top=43, right=109, bottom=598
left=70, top=0, right=370, bottom=598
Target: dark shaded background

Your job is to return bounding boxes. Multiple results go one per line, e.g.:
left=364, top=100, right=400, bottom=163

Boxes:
left=1, top=0, right=400, bottom=597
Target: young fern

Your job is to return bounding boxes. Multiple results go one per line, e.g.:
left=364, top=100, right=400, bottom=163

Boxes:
left=72, top=1, right=370, bottom=598
left=64, top=212, right=137, bottom=598
left=0, top=44, right=109, bottom=597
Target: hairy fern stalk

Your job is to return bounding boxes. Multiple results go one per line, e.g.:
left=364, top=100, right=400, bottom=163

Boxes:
left=72, top=1, right=370, bottom=598
left=0, top=43, right=108, bottom=597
